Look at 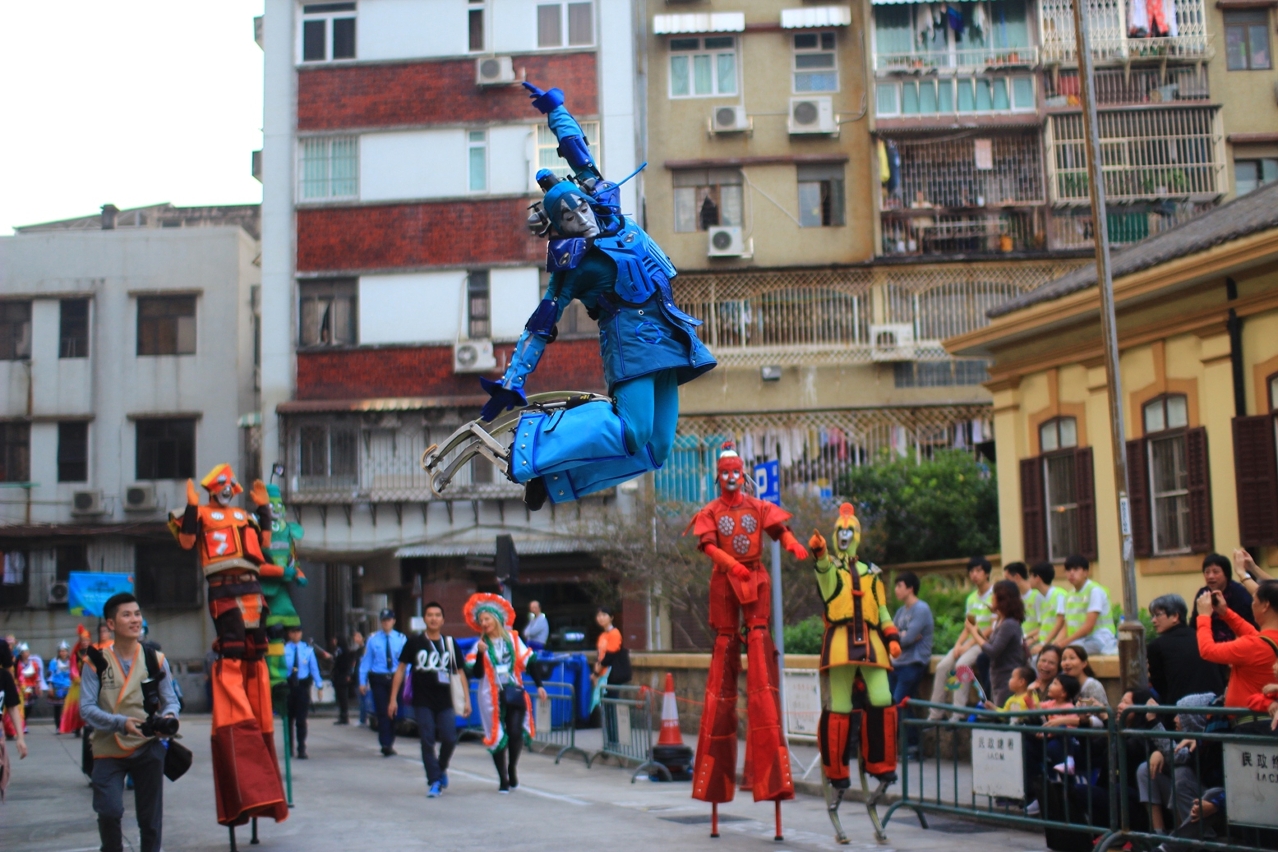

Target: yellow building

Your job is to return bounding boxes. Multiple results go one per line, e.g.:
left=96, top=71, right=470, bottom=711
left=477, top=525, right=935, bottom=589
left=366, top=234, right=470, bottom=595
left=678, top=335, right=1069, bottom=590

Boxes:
left=946, top=181, right=1278, bottom=606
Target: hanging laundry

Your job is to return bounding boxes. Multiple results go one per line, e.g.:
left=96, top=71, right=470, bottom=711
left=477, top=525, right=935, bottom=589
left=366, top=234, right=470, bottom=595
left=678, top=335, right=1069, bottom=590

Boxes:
left=917, top=3, right=934, bottom=46
left=971, top=3, right=988, bottom=40
left=885, top=140, right=902, bottom=195
left=946, top=4, right=965, bottom=38
left=1129, top=0, right=1150, bottom=37
left=2, top=552, right=25, bottom=586
left=877, top=140, right=890, bottom=185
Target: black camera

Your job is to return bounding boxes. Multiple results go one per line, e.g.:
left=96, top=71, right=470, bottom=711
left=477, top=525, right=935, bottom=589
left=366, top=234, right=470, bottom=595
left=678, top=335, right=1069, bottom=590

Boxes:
left=141, top=714, right=180, bottom=738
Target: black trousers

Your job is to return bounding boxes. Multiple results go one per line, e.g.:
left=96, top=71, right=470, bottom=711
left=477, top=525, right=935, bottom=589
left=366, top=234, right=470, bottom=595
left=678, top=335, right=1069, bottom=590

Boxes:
left=91, top=738, right=166, bottom=852
left=369, top=674, right=396, bottom=749
left=333, top=676, right=350, bottom=722
left=491, top=702, right=526, bottom=788
left=287, top=678, right=312, bottom=752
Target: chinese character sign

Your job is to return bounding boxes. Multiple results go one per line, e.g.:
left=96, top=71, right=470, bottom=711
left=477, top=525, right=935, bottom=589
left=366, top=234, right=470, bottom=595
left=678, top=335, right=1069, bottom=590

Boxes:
left=971, top=731, right=1025, bottom=799
left=1225, top=742, right=1278, bottom=828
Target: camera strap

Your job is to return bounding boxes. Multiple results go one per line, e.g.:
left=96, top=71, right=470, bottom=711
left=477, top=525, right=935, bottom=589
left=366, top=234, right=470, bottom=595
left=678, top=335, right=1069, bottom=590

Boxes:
left=140, top=645, right=165, bottom=716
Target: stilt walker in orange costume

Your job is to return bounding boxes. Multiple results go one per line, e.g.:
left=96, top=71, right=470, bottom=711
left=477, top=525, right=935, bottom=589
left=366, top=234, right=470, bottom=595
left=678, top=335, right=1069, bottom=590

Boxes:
left=170, top=464, right=288, bottom=829
left=689, top=442, right=808, bottom=838
left=809, top=503, right=900, bottom=843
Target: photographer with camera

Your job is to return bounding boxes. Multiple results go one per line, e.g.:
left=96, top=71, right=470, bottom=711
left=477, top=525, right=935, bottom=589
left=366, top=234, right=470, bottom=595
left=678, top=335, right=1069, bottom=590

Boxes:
left=80, top=592, right=181, bottom=852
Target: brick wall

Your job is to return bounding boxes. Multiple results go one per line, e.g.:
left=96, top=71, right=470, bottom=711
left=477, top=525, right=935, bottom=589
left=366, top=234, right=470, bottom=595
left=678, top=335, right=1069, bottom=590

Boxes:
left=295, top=338, right=606, bottom=400
left=297, top=199, right=544, bottom=272
left=298, top=52, right=598, bottom=131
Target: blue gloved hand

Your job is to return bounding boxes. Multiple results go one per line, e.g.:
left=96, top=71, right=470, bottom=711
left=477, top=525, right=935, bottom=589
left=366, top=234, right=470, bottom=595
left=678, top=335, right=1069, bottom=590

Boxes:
left=480, top=376, right=527, bottom=422
left=522, top=81, right=565, bottom=114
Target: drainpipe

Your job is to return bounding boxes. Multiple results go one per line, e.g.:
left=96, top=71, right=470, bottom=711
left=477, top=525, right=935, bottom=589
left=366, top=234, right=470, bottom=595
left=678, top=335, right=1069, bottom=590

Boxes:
left=1227, top=278, right=1245, bottom=416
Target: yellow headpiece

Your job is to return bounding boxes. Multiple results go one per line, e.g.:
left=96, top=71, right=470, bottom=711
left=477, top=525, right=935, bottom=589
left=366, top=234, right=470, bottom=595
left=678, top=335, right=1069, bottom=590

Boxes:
left=832, top=502, right=861, bottom=558
left=200, top=463, right=243, bottom=496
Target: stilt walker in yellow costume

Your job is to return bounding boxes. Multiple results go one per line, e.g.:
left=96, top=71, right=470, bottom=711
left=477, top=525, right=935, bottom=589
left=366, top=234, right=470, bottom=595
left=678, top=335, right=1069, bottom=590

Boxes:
left=809, top=503, right=900, bottom=843
left=170, top=464, right=288, bottom=830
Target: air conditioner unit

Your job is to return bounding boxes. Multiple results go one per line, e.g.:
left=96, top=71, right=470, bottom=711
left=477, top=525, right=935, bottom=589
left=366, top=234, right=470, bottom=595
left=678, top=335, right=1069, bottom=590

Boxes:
left=453, top=340, right=497, bottom=373
left=71, top=489, right=104, bottom=516
left=48, top=582, right=70, bottom=606
left=710, top=105, right=750, bottom=134
left=124, top=483, right=158, bottom=511
left=475, top=56, right=516, bottom=86
left=869, top=323, right=916, bottom=361
left=707, top=226, right=747, bottom=258
left=788, top=96, right=837, bottom=135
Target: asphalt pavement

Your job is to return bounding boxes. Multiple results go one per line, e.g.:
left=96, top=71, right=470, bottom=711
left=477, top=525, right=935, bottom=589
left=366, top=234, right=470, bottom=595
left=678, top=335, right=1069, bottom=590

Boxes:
left=1, top=715, right=1052, bottom=852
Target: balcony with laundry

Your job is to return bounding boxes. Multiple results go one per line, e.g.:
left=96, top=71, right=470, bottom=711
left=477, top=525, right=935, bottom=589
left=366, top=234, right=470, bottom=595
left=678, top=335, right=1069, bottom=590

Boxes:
left=1039, top=0, right=1212, bottom=64
left=872, top=0, right=1041, bottom=74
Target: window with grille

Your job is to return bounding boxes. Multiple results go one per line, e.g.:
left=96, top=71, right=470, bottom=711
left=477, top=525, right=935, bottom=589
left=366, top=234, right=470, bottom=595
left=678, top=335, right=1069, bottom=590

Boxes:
left=135, top=418, right=196, bottom=481
left=536, top=122, right=599, bottom=180
left=137, top=296, right=196, bottom=356
left=873, top=0, right=1031, bottom=71
left=135, top=539, right=200, bottom=608
left=58, top=422, right=88, bottom=483
left=537, top=2, right=593, bottom=48
left=60, top=299, right=89, bottom=358
left=1235, top=158, right=1278, bottom=196
left=468, top=0, right=485, bottom=51
left=893, top=360, right=991, bottom=387
left=797, top=163, right=845, bottom=227
left=0, top=422, right=30, bottom=483
left=0, top=547, right=29, bottom=610
left=0, top=301, right=31, bottom=361
left=301, top=3, right=356, bottom=62
left=1225, top=10, right=1271, bottom=70
left=299, top=280, right=357, bottom=347
left=467, top=271, right=491, bottom=339
left=55, top=544, right=87, bottom=583
left=1044, top=453, right=1080, bottom=560
left=668, top=36, right=738, bottom=98
left=793, top=31, right=837, bottom=92
left=673, top=169, right=743, bottom=233
left=1021, top=441, right=1096, bottom=564
left=468, top=131, right=487, bottom=192
left=300, top=136, right=357, bottom=200
left=298, top=421, right=358, bottom=490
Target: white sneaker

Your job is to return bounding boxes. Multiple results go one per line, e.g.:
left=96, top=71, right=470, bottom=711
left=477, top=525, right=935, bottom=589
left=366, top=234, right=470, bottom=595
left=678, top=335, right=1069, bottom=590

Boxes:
left=1026, top=799, right=1041, bottom=816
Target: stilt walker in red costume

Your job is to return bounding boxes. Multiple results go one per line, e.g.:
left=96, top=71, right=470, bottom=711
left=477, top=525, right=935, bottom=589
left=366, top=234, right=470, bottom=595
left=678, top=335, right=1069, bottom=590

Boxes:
left=170, top=464, right=288, bottom=832
left=689, top=442, right=808, bottom=839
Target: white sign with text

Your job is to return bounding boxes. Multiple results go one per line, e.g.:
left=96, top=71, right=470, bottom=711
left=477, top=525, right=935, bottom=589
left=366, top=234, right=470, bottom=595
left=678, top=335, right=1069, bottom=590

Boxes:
left=1224, top=741, right=1278, bottom=827
left=971, top=730, right=1025, bottom=799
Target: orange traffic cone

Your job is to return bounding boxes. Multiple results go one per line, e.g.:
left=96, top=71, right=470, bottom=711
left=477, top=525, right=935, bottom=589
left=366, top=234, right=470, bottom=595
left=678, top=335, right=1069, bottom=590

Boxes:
left=658, top=672, right=685, bottom=746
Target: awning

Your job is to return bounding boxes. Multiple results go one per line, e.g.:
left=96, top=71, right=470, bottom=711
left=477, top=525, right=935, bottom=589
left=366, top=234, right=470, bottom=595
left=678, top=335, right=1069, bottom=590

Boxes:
left=780, top=5, right=853, bottom=26
left=653, top=12, right=746, bottom=34
left=395, top=537, right=596, bottom=558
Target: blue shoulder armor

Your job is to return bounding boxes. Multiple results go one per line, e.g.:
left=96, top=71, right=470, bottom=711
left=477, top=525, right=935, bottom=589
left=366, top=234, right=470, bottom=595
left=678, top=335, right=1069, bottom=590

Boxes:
left=546, top=238, right=588, bottom=272
left=592, top=220, right=678, bottom=305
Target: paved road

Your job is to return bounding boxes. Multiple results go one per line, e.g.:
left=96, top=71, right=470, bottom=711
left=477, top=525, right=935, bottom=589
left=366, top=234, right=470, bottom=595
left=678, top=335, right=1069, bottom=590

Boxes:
left=2, top=716, right=1051, bottom=852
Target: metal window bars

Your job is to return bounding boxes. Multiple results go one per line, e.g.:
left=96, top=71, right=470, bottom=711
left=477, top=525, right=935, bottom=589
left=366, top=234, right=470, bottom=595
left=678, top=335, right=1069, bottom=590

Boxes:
left=1045, top=66, right=1211, bottom=106
left=1047, top=202, right=1214, bottom=250
left=882, top=133, right=1045, bottom=212
left=1039, top=0, right=1212, bottom=64
left=1047, top=107, right=1224, bottom=204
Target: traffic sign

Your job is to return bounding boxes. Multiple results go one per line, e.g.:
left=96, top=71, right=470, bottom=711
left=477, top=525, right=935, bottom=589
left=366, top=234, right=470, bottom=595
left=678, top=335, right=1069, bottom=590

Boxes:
left=754, top=460, right=780, bottom=505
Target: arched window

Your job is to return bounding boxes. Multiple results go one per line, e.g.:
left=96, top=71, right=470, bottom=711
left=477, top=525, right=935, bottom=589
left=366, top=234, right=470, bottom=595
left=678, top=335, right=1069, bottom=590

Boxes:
left=1142, top=394, right=1188, bottom=434
left=1039, top=416, right=1078, bottom=452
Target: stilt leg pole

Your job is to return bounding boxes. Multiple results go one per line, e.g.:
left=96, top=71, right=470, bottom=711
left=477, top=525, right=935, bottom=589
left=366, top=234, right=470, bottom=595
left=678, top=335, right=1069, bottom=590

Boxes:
left=775, top=800, right=784, bottom=841
left=250, top=817, right=259, bottom=845
left=711, top=802, right=719, bottom=838
left=229, top=826, right=238, bottom=852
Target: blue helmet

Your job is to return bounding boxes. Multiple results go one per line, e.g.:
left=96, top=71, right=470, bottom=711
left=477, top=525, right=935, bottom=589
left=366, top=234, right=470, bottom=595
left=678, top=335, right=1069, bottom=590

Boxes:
left=541, top=179, right=591, bottom=230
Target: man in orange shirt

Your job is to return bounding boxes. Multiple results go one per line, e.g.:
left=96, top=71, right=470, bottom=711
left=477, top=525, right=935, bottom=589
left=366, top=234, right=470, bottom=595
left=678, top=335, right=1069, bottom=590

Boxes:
left=1195, top=579, right=1278, bottom=730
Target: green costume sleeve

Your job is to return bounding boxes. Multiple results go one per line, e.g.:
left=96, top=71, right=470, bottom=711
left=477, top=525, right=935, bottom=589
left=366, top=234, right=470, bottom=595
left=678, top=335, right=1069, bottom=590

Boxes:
left=814, top=554, right=839, bottom=601
left=866, top=564, right=895, bottom=629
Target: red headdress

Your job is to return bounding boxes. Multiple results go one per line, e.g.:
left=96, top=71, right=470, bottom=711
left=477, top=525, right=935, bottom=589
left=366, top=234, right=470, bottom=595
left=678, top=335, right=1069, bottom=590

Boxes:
left=463, top=592, right=516, bottom=633
left=716, top=440, right=743, bottom=473
left=76, top=623, right=91, bottom=643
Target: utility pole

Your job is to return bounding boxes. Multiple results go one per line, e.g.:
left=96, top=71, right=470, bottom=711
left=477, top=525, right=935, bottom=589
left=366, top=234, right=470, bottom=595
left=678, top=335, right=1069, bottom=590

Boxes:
left=1069, top=0, right=1146, bottom=690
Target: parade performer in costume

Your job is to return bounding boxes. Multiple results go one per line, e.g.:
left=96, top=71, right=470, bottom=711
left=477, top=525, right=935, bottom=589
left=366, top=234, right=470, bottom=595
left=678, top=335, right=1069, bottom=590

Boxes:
left=170, top=464, right=287, bottom=828
left=462, top=593, right=547, bottom=792
left=47, top=641, right=73, bottom=730
left=689, top=443, right=807, bottom=834
left=260, top=483, right=306, bottom=689
left=15, top=644, right=45, bottom=731
left=809, top=503, right=901, bottom=842
left=59, top=625, right=92, bottom=735
left=426, top=80, right=715, bottom=510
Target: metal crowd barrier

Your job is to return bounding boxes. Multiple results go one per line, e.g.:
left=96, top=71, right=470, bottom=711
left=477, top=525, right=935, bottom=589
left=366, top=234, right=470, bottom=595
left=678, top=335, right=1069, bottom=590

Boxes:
left=529, top=681, right=589, bottom=765
left=590, top=683, right=671, bottom=782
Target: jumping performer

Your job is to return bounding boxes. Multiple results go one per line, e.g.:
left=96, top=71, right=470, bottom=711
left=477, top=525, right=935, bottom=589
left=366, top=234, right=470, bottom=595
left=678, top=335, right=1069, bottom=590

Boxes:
left=689, top=443, right=807, bottom=836
left=809, top=503, right=902, bottom=843
left=170, top=464, right=288, bottom=829
left=424, top=81, right=715, bottom=509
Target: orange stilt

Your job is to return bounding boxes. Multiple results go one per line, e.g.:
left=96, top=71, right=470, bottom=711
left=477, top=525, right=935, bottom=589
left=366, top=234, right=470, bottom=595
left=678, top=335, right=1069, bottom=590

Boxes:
left=774, top=800, right=783, bottom=841
left=711, top=803, right=719, bottom=838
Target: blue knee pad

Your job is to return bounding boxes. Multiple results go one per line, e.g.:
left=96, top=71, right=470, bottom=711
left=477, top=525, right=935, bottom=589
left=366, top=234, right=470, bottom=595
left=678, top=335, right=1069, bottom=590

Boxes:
left=509, top=401, right=629, bottom=482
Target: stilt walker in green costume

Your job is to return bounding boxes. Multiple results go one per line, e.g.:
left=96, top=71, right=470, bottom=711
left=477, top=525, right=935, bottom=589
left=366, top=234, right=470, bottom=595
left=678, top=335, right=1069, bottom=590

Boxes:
left=261, top=484, right=306, bottom=688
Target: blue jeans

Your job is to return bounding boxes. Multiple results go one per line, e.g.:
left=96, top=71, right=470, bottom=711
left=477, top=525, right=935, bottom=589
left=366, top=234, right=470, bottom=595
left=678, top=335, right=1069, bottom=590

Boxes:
left=415, top=705, right=457, bottom=785
left=889, top=662, right=927, bottom=747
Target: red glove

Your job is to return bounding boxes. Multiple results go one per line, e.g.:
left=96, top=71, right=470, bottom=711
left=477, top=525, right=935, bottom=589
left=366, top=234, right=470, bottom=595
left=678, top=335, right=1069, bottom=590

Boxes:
left=703, top=543, right=745, bottom=575
left=808, top=530, right=827, bottom=559
left=185, top=479, right=200, bottom=506
left=730, top=562, right=752, bottom=582
left=778, top=528, right=809, bottom=561
left=884, top=629, right=902, bottom=659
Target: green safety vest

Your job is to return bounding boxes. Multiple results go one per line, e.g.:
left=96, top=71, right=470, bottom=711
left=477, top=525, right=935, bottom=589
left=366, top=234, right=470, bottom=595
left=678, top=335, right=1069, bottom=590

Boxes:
left=1035, top=586, right=1066, bottom=639
left=965, top=587, right=994, bottom=632
left=1064, top=579, right=1116, bottom=636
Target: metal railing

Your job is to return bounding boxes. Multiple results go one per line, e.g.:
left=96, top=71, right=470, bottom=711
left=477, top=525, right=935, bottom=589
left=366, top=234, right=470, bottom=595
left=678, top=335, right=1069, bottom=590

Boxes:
left=1048, top=203, right=1215, bottom=251
left=875, top=46, right=1040, bottom=73
left=1045, top=66, right=1211, bottom=106
left=1040, top=0, right=1212, bottom=64
left=881, top=209, right=1045, bottom=258
left=590, top=684, right=670, bottom=782
left=529, top=681, right=590, bottom=765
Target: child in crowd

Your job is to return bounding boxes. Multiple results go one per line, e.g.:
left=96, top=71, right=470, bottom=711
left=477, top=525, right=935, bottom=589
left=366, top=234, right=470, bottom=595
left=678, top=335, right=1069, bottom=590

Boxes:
left=1039, top=674, right=1081, bottom=727
left=983, top=665, right=1038, bottom=722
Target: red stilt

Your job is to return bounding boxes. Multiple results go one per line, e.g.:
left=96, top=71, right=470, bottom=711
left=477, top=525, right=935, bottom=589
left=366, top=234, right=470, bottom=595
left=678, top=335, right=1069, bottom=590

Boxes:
left=711, top=803, right=719, bottom=838
left=774, top=800, right=784, bottom=841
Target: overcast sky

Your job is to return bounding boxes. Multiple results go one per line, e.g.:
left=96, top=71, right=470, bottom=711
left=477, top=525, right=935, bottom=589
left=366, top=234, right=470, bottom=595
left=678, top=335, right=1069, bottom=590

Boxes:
left=1, top=2, right=265, bottom=234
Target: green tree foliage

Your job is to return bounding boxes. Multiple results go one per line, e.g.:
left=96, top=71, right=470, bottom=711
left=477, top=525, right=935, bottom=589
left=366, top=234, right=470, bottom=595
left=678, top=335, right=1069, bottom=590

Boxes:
left=840, top=450, right=998, bottom=566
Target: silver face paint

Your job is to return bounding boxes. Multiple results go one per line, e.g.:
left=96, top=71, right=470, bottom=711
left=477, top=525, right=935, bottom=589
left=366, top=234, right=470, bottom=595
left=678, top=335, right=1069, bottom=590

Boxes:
left=557, top=195, right=600, bottom=238
left=211, top=481, right=237, bottom=506
left=836, top=527, right=856, bottom=552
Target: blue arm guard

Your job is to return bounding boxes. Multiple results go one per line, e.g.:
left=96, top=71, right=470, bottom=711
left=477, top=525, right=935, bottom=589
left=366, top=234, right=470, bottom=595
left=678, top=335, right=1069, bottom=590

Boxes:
left=499, top=297, right=559, bottom=390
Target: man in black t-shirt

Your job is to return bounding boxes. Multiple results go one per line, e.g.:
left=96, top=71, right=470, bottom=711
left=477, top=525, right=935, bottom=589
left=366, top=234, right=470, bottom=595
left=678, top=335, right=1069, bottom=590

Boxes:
left=389, top=602, right=470, bottom=797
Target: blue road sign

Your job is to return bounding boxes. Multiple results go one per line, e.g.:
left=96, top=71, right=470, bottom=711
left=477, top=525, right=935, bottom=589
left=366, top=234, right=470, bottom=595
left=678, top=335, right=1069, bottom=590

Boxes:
left=754, top=460, right=780, bottom=505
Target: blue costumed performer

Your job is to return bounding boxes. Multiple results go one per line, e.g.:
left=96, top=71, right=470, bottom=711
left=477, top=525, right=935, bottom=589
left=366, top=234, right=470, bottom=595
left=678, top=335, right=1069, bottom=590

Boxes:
left=476, top=81, right=717, bottom=509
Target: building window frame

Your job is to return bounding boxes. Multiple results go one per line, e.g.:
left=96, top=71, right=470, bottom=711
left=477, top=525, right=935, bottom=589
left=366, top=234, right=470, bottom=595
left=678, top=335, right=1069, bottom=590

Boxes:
left=0, top=422, right=30, bottom=484
left=797, top=163, right=846, bottom=228
left=468, top=0, right=485, bottom=52
left=300, top=2, right=357, bottom=63
left=135, top=538, right=201, bottom=609
left=535, top=121, right=599, bottom=181
left=1235, top=157, right=1278, bottom=196
left=468, top=130, right=488, bottom=193
left=0, top=300, right=32, bottom=361
left=135, top=418, right=196, bottom=481
left=59, top=298, right=90, bottom=359
left=1143, top=394, right=1192, bottom=555
left=1039, top=416, right=1078, bottom=453
left=466, top=271, right=491, bottom=340
left=58, top=421, right=89, bottom=483
left=1043, top=450, right=1082, bottom=561
left=297, top=419, right=359, bottom=491
left=668, top=36, right=739, bottom=99
left=673, top=168, right=744, bottom=233
left=136, top=295, right=196, bottom=356
left=298, top=279, right=358, bottom=348
left=1224, top=10, right=1272, bottom=71
left=299, top=136, right=358, bottom=201
left=792, top=30, right=839, bottom=93
left=536, top=1, right=594, bottom=49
